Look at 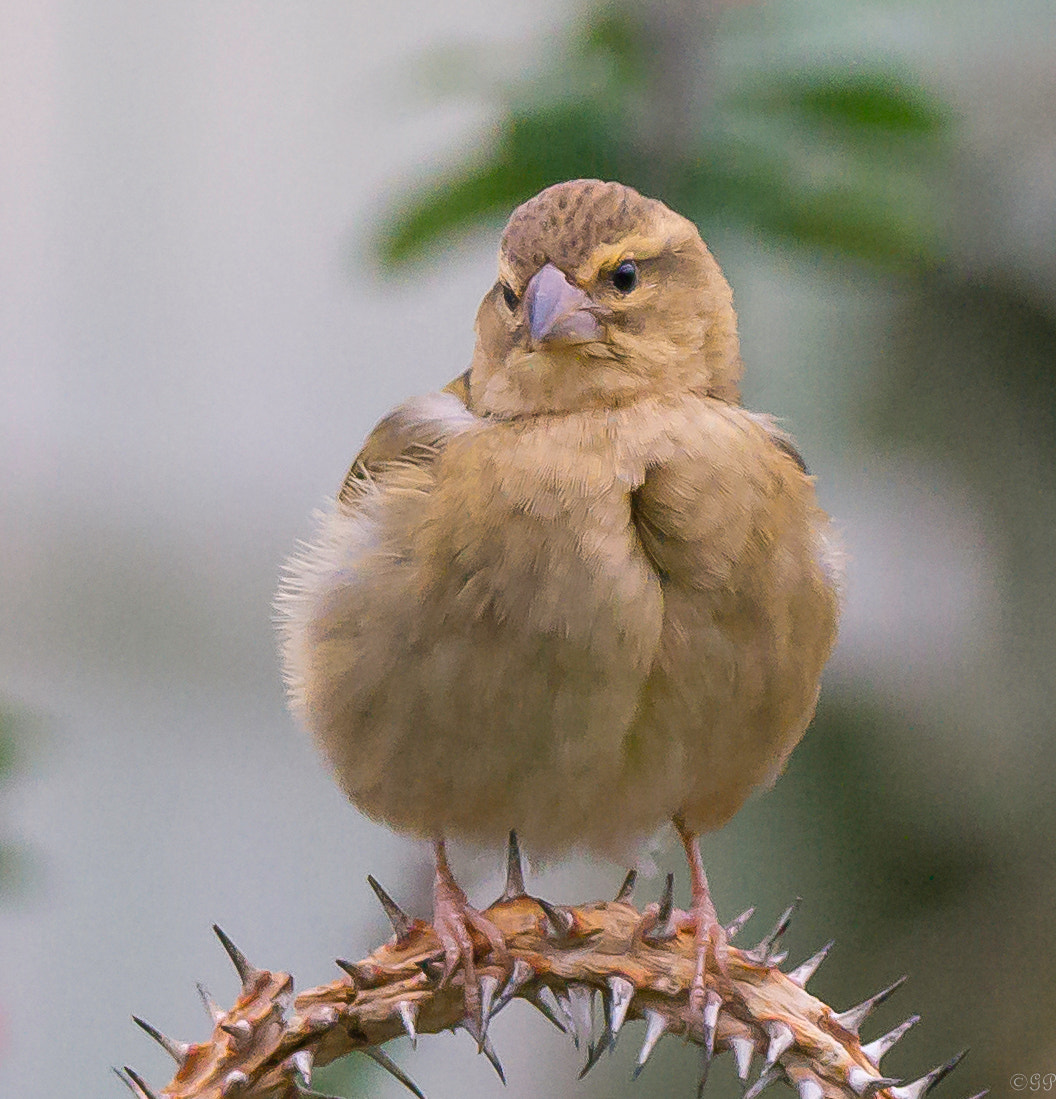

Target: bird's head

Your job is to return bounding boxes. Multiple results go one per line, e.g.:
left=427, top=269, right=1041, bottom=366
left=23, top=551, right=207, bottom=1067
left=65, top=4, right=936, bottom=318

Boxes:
left=468, top=179, right=742, bottom=416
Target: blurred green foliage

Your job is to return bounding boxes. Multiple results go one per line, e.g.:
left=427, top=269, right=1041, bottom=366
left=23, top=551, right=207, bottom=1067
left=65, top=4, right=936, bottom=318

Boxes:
left=376, top=6, right=952, bottom=273
left=0, top=707, right=17, bottom=777
left=0, top=702, right=25, bottom=893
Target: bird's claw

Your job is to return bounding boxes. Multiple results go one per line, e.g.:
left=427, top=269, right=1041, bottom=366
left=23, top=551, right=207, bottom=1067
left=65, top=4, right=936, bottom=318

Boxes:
left=685, top=907, right=729, bottom=1015
left=432, top=873, right=507, bottom=1034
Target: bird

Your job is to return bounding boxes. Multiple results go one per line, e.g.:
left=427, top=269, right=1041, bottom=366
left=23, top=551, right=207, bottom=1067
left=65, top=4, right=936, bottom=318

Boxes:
left=278, top=178, right=841, bottom=1023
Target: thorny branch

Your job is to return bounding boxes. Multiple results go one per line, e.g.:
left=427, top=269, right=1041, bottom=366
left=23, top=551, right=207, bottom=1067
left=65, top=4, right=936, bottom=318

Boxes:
left=118, top=835, right=984, bottom=1099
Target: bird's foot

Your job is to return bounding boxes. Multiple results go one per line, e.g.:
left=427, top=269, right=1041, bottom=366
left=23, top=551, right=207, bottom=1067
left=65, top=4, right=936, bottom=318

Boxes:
left=671, top=815, right=730, bottom=1093
left=432, top=840, right=508, bottom=1031
left=681, top=887, right=729, bottom=1015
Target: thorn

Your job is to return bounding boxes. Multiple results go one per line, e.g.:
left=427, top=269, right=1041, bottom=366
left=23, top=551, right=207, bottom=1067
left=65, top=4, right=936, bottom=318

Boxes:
left=212, top=925, right=261, bottom=989
left=607, top=975, right=634, bottom=1042
left=697, top=990, right=722, bottom=1097
left=632, top=1009, right=668, bottom=1078
left=220, top=1018, right=252, bottom=1045
left=362, top=1047, right=428, bottom=1099
left=745, top=899, right=801, bottom=966
left=502, top=831, right=526, bottom=900
left=537, top=897, right=576, bottom=940
left=568, top=983, right=594, bottom=1050
left=725, top=907, right=756, bottom=940
left=764, top=1020, right=795, bottom=1069
left=645, top=873, right=677, bottom=941
left=221, top=1069, right=249, bottom=1095
left=835, top=976, right=909, bottom=1036
left=772, top=897, right=801, bottom=937
left=114, top=1067, right=159, bottom=1099
left=289, top=1049, right=314, bottom=1087
left=744, top=1067, right=781, bottom=1099
left=479, top=973, right=500, bottom=1036
left=556, top=990, right=577, bottom=1042
left=890, top=1050, right=969, bottom=1099
left=196, top=982, right=224, bottom=1024
left=729, top=1036, right=754, bottom=1080
left=658, top=872, right=675, bottom=923
left=531, top=986, right=570, bottom=1033
left=480, top=1030, right=507, bottom=1085
left=398, top=1000, right=418, bottom=1048
left=701, top=989, right=721, bottom=1054
left=786, top=940, right=835, bottom=989
left=579, top=1029, right=611, bottom=1079
left=614, top=869, right=638, bottom=903
left=335, top=959, right=363, bottom=984
left=367, top=875, right=413, bottom=940
left=964, top=1092, right=989, bottom=1099
left=798, top=1077, right=826, bottom=1099
left=495, top=958, right=533, bottom=1012
left=848, top=1067, right=902, bottom=1096
left=336, top=958, right=384, bottom=987
left=862, top=1016, right=921, bottom=1065
left=459, top=1016, right=507, bottom=1085
left=131, top=1016, right=190, bottom=1064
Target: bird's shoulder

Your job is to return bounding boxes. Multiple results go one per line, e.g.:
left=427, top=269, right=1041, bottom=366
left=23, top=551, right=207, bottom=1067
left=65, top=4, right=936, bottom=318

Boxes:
left=618, top=395, right=833, bottom=589
left=605, top=394, right=804, bottom=475
left=337, top=374, right=477, bottom=508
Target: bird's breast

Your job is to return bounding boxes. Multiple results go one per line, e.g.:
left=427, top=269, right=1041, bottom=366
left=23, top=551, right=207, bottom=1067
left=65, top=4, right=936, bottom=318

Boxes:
left=284, top=408, right=672, bottom=852
left=414, top=416, right=662, bottom=655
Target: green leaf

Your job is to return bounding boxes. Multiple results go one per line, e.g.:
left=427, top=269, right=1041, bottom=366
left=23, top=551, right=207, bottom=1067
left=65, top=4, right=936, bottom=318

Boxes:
left=0, top=706, right=19, bottom=777
left=373, top=9, right=954, bottom=274
left=742, top=67, right=951, bottom=140
left=673, top=140, right=946, bottom=271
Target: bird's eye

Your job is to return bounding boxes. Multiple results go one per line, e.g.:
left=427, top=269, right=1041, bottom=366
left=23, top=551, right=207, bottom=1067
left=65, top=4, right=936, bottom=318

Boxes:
left=500, top=282, right=519, bottom=310
left=611, top=260, right=638, bottom=293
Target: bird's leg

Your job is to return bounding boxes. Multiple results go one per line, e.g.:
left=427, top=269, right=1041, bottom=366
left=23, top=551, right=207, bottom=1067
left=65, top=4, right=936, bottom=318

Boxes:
left=673, top=815, right=728, bottom=1014
left=431, top=838, right=508, bottom=1027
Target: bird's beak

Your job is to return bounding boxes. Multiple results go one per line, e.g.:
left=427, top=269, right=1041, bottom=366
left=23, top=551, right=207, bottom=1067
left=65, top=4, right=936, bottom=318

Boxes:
left=524, top=263, right=603, bottom=347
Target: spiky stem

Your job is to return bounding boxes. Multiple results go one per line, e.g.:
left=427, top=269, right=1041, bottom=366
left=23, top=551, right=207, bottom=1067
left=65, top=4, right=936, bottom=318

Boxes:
left=121, top=873, right=977, bottom=1099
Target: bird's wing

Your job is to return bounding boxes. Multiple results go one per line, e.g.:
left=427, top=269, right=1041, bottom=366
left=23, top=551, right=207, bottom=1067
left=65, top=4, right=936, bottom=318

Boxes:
left=747, top=416, right=810, bottom=475
left=624, top=405, right=841, bottom=834
left=337, top=371, right=475, bottom=508
left=630, top=409, right=833, bottom=591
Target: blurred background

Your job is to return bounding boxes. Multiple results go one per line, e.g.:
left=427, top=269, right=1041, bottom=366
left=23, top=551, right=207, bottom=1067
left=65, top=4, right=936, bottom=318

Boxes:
left=2, top=0, right=1054, bottom=1096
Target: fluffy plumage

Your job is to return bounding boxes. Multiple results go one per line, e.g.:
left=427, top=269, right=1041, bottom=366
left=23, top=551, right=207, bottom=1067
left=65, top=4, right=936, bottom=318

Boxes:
left=279, top=179, right=840, bottom=864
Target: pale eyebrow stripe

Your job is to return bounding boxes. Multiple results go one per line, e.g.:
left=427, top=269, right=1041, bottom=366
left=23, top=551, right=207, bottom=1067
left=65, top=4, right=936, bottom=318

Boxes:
left=581, top=232, right=665, bottom=277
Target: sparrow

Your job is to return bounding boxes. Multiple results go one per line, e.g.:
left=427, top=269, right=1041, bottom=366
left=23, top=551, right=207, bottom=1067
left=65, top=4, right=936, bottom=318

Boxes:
left=279, top=179, right=840, bottom=1021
